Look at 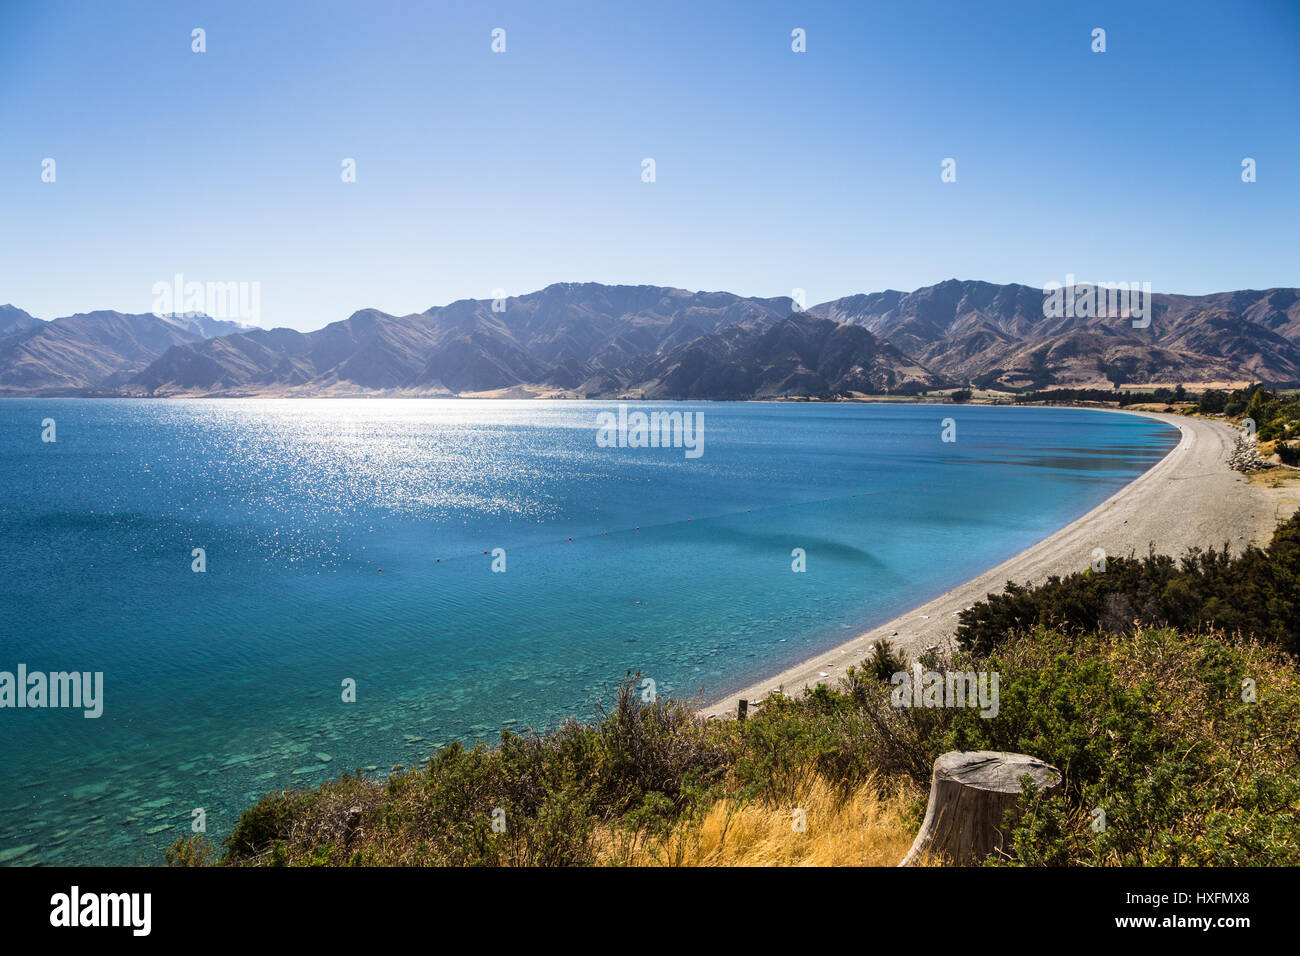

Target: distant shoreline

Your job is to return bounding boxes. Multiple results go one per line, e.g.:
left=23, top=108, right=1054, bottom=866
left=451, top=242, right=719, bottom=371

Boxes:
left=699, top=409, right=1300, bottom=718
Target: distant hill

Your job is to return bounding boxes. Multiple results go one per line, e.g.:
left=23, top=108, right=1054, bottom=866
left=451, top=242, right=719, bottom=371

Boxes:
left=0, top=304, right=43, bottom=338
left=3, top=281, right=1299, bottom=397
left=128, top=284, right=801, bottom=397
left=0, top=310, right=251, bottom=394
left=808, top=280, right=1300, bottom=389
left=635, top=313, right=943, bottom=398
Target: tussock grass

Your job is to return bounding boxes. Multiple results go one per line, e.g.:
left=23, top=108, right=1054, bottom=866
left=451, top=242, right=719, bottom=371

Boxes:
left=608, top=775, right=922, bottom=867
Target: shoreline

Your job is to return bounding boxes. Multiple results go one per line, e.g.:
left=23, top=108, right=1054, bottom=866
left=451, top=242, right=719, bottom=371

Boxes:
left=700, top=410, right=1300, bottom=718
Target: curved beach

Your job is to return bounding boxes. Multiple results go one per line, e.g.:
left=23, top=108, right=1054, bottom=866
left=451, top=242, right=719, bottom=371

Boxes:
left=701, top=411, right=1300, bottom=718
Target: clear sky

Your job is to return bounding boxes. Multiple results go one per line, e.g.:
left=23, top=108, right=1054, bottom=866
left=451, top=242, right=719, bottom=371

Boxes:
left=2, top=0, right=1297, bottom=330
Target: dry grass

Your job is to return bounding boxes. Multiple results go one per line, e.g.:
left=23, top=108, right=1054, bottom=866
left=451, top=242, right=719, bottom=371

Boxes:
left=1123, top=402, right=1180, bottom=412
left=1244, top=460, right=1300, bottom=487
left=604, top=775, right=925, bottom=866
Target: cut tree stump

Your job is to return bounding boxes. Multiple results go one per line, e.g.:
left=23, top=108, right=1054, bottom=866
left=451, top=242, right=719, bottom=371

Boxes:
left=899, top=750, right=1062, bottom=866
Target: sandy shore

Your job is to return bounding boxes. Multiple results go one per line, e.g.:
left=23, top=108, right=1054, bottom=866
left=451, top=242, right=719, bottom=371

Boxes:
left=701, top=411, right=1300, bottom=718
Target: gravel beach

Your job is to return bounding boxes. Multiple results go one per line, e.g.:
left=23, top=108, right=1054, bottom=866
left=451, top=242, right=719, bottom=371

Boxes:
left=701, top=411, right=1300, bottom=718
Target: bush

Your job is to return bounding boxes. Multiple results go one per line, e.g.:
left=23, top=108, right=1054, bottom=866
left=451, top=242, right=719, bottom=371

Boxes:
left=224, top=790, right=320, bottom=861
left=955, top=513, right=1300, bottom=656
left=866, top=638, right=906, bottom=680
left=206, top=674, right=731, bottom=866
left=164, top=835, right=217, bottom=866
left=965, top=629, right=1300, bottom=865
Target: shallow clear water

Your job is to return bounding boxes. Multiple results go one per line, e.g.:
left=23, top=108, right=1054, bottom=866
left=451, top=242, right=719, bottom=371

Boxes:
left=0, top=399, right=1176, bottom=864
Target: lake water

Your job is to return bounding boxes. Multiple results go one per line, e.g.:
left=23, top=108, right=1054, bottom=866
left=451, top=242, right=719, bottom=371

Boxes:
left=0, top=399, right=1177, bottom=864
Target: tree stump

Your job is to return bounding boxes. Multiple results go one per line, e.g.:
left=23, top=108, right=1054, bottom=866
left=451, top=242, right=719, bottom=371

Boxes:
left=900, top=751, right=1062, bottom=866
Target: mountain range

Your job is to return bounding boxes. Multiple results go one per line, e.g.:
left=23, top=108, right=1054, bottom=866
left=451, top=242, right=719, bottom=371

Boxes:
left=0, top=308, right=252, bottom=394
left=2, top=280, right=1298, bottom=399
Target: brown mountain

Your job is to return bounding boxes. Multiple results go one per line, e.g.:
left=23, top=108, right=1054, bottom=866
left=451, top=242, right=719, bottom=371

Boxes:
left=129, top=284, right=799, bottom=397
left=0, top=310, right=250, bottom=394
left=0, top=305, right=43, bottom=338
left=635, top=314, right=944, bottom=398
left=809, top=280, right=1300, bottom=388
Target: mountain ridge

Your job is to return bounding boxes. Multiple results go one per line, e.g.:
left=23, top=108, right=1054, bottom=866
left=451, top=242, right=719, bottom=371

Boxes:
left=0, top=310, right=254, bottom=394
left=3, top=281, right=1298, bottom=398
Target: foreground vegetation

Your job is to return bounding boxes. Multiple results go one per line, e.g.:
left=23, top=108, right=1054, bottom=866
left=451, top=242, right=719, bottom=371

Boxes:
left=171, top=515, right=1300, bottom=867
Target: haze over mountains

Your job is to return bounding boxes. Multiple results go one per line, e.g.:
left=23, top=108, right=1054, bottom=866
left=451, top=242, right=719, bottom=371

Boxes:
left=3, top=280, right=1298, bottom=398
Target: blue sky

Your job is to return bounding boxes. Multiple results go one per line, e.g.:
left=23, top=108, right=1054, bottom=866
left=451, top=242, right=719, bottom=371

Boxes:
left=1, top=0, right=1297, bottom=330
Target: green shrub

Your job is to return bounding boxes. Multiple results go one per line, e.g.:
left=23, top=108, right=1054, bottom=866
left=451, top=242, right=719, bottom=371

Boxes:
left=223, top=790, right=319, bottom=862
left=164, top=835, right=217, bottom=866
left=955, top=513, right=1300, bottom=656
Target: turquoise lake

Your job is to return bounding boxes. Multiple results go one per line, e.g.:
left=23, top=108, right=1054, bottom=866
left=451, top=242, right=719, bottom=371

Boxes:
left=0, top=399, right=1178, bottom=864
